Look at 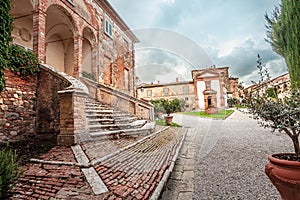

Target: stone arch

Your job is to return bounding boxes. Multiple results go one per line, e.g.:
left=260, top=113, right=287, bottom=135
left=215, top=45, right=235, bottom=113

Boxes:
left=45, top=4, right=76, bottom=75
left=10, top=0, right=34, bottom=49
left=82, top=27, right=96, bottom=77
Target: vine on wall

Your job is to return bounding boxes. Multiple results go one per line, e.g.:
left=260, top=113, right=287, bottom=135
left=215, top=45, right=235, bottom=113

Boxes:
left=0, top=0, right=13, bottom=91
left=0, top=0, right=39, bottom=92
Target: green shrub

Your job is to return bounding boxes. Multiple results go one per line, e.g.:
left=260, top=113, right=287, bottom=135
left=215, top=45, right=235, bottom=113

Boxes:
left=151, top=98, right=181, bottom=116
left=266, top=87, right=277, bottom=98
left=82, top=71, right=96, bottom=81
left=0, top=148, right=21, bottom=199
left=227, top=97, right=239, bottom=107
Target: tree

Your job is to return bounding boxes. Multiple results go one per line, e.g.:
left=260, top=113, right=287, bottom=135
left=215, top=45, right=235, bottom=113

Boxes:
left=246, top=55, right=300, bottom=157
left=265, top=0, right=300, bottom=88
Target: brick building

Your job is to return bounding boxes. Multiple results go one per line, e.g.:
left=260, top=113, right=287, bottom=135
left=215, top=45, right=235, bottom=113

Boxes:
left=0, top=0, right=153, bottom=145
left=138, top=79, right=196, bottom=111
left=137, top=66, right=241, bottom=112
left=11, top=0, right=138, bottom=93
left=245, top=73, right=290, bottom=100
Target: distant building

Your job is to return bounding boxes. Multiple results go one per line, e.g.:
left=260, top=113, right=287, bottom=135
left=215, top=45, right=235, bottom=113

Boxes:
left=245, top=73, right=290, bottom=100
left=138, top=79, right=196, bottom=111
left=137, top=66, right=242, bottom=111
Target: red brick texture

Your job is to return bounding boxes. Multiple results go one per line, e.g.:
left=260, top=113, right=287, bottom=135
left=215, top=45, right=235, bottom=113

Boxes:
left=0, top=69, right=37, bottom=141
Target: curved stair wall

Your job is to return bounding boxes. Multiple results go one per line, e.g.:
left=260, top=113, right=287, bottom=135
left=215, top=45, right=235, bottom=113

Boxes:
left=37, top=64, right=89, bottom=146
left=80, top=77, right=154, bottom=121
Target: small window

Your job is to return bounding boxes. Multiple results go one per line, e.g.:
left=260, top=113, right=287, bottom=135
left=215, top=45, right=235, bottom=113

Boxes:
left=124, top=69, right=129, bottom=90
left=183, top=86, right=189, bottom=95
left=66, top=0, right=75, bottom=6
left=185, top=97, right=189, bottom=101
left=164, top=88, right=169, bottom=96
left=147, top=90, right=152, bottom=97
left=205, top=81, right=211, bottom=90
left=104, top=19, right=112, bottom=37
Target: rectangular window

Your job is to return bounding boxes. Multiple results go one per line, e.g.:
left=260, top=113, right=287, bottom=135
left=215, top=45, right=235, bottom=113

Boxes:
left=147, top=90, right=152, bottom=97
left=164, top=88, right=169, bottom=96
left=185, top=97, right=189, bottom=101
left=104, top=19, right=112, bottom=37
left=183, top=86, right=189, bottom=95
left=124, top=69, right=129, bottom=90
left=66, top=0, right=75, bottom=6
left=104, top=56, right=112, bottom=85
left=205, top=81, right=211, bottom=90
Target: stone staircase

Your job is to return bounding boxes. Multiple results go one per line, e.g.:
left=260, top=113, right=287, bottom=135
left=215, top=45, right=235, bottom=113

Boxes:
left=85, top=99, right=154, bottom=139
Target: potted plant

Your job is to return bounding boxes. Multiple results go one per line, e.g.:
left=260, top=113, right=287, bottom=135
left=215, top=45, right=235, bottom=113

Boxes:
left=245, top=55, right=300, bottom=200
left=150, top=99, right=165, bottom=119
left=161, top=98, right=181, bottom=125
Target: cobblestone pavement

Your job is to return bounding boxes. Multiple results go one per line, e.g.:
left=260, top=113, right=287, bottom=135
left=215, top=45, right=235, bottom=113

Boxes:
left=161, top=110, right=291, bottom=200
left=159, top=128, right=196, bottom=200
left=11, top=126, right=187, bottom=200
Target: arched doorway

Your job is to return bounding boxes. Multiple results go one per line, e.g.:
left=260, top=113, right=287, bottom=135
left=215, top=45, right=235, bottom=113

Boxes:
left=45, top=5, right=75, bottom=75
left=82, top=28, right=95, bottom=79
left=10, top=0, right=34, bottom=49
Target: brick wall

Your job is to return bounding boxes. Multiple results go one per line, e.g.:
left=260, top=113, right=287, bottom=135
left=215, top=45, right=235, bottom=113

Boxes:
left=0, top=69, right=37, bottom=141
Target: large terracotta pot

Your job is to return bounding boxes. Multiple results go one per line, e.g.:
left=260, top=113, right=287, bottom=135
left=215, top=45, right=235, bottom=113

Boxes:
left=164, top=115, right=173, bottom=126
left=265, top=153, right=300, bottom=200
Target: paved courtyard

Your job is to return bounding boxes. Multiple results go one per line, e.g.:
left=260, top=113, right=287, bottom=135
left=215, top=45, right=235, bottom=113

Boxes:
left=10, top=110, right=293, bottom=199
left=161, top=110, right=292, bottom=200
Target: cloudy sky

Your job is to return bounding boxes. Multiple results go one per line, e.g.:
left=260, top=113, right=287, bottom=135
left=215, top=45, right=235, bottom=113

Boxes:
left=108, top=0, right=286, bottom=86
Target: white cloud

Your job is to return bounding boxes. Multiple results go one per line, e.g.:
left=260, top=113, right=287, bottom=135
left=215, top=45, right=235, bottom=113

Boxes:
left=108, top=0, right=283, bottom=86
left=161, top=0, right=175, bottom=5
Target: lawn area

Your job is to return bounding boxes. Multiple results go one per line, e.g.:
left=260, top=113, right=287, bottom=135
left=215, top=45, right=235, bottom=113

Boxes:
left=155, top=119, right=181, bottom=127
left=181, top=109, right=234, bottom=119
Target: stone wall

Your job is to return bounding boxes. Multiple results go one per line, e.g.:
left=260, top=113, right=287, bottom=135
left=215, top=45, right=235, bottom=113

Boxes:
left=0, top=69, right=37, bottom=141
left=81, top=77, right=154, bottom=121
left=36, top=67, right=70, bottom=135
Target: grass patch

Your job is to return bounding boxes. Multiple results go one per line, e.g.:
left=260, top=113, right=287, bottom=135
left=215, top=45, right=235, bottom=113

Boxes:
left=182, top=109, right=234, bottom=119
left=155, top=119, right=181, bottom=127
left=235, top=104, right=247, bottom=109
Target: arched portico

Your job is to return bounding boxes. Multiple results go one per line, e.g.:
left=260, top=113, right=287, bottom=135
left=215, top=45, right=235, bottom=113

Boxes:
left=82, top=27, right=96, bottom=78
left=45, top=5, right=75, bottom=76
left=11, top=0, right=34, bottom=49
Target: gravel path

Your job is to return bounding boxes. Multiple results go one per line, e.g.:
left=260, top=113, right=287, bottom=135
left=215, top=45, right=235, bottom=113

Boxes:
left=172, top=110, right=292, bottom=200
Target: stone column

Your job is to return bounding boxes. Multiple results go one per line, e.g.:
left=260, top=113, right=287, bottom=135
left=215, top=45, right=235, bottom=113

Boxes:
left=57, top=89, right=88, bottom=146
left=73, top=34, right=83, bottom=78
left=32, top=8, right=46, bottom=63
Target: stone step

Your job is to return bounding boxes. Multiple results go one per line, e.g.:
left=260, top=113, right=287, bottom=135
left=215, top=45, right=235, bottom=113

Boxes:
left=115, top=117, right=137, bottom=123
left=86, top=113, right=131, bottom=119
left=85, top=105, right=110, bottom=110
left=89, top=120, right=147, bottom=132
left=88, top=118, right=137, bottom=126
left=88, top=123, right=132, bottom=131
left=85, top=106, right=110, bottom=110
left=88, top=118, right=115, bottom=124
left=89, top=127, right=152, bottom=139
left=85, top=109, right=115, bottom=114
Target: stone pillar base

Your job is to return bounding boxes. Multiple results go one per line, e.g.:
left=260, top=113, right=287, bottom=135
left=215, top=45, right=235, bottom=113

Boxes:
left=205, top=107, right=218, bottom=114
left=57, top=134, right=75, bottom=146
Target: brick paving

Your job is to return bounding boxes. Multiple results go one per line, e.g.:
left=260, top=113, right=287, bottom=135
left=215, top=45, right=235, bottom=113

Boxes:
left=160, top=128, right=196, bottom=200
left=11, top=147, right=97, bottom=200
left=11, top=126, right=187, bottom=200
